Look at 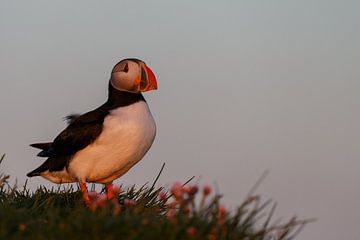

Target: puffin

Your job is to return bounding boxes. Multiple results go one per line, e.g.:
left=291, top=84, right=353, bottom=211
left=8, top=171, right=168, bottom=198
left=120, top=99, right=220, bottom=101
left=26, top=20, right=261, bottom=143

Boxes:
left=27, top=58, right=158, bottom=206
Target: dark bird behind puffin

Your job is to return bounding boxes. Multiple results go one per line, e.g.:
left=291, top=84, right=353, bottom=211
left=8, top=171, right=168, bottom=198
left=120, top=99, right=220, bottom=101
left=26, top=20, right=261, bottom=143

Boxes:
left=27, top=58, right=158, bottom=206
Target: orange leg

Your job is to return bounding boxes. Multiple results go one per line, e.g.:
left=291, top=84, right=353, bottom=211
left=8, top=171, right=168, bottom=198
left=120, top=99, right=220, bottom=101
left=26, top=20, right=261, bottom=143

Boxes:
left=105, top=182, right=115, bottom=200
left=79, top=181, right=91, bottom=207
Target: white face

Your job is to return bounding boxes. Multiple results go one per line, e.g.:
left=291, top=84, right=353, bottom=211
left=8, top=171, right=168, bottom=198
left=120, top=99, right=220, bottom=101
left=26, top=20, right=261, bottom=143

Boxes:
left=110, top=60, right=142, bottom=93
left=110, top=59, right=158, bottom=93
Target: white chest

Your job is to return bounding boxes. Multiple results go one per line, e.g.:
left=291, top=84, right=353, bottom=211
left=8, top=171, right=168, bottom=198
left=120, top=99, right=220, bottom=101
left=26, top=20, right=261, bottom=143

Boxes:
left=68, top=101, right=156, bottom=183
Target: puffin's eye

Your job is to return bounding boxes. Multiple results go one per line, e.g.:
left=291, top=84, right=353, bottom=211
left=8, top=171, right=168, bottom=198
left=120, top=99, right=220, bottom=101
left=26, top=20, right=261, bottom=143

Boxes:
left=123, top=63, right=129, bottom=73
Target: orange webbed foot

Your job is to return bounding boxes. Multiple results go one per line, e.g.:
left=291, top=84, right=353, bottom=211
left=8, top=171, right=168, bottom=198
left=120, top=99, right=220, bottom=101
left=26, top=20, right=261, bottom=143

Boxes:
left=105, top=183, right=115, bottom=200
left=79, top=181, right=91, bottom=207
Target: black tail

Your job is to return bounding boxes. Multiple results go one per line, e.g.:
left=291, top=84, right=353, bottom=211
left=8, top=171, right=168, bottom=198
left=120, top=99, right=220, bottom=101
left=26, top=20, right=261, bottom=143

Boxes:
left=30, top=142, right=53, bottom=157
left=30, top=142, right=52, bottom=150
left=26, top=160, right=49, bottom=177
left=26, top=170, right=41, bottom=177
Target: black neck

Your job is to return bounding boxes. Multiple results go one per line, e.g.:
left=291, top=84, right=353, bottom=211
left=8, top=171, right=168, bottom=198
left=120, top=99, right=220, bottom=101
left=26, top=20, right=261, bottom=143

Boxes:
left=106, top=83, right=145, bottom=109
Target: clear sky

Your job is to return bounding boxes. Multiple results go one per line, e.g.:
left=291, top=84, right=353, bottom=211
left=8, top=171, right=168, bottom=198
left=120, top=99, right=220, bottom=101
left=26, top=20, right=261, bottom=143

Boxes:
left=1, top=1, right=359, bottom=239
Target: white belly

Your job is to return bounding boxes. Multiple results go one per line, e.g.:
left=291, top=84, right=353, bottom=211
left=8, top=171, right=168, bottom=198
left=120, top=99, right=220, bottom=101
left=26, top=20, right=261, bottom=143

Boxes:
left=47, top=101, right=156, bottom=184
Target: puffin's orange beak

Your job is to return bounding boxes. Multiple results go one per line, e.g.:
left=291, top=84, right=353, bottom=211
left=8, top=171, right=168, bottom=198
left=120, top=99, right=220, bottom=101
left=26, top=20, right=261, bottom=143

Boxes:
left=140, top=65, right=158, bottom=92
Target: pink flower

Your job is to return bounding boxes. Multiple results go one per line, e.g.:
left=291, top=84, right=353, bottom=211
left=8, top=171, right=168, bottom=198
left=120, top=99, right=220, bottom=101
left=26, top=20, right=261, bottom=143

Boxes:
left=171, top=182, right=183, bottom=199
left=112, top=202, right=121, bottom=216
left=218, top=204, right=226, bottom=216
left=159, top=191, right=167, bottom=202
left=89, top=191, right=98, bottom=200
left=185, top=185, right=199, bottom=196
left=124, top=198, right=136, bottom=208
left=18, top=223, right=26, bottom=231
left=113, top=185, right=121, bottom=195
left=217, top=204, right=227, bottom=225
left=166, top=208, right=176, bottom=220
left=203, top=185, right=212, bottom=196
left=182, top=207, right=190, bottom=215
left=95, top=193, right=108, bottom=208
left=167, top=201, right=178, bottom=209
left=186, top=226, right=197, bottom=237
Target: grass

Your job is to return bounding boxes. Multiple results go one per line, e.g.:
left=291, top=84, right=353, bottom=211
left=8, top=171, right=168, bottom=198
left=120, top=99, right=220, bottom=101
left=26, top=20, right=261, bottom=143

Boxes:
left=0, top=155, right=311, bottom=239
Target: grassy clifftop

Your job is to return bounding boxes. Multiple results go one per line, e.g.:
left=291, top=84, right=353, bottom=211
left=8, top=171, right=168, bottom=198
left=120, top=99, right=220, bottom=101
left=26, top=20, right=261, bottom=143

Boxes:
left=0, top=157, right=310, bottom=240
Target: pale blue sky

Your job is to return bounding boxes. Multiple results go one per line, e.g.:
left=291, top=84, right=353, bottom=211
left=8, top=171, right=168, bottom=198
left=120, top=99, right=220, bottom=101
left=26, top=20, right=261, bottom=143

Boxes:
left=1, top=1, right=359, bottom=239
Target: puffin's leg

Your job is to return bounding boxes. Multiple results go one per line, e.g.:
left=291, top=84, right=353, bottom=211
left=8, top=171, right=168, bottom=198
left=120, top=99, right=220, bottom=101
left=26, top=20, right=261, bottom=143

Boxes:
left=79, top=181, right=91, bottom=206
left=105, top=182, right=115, bottom=200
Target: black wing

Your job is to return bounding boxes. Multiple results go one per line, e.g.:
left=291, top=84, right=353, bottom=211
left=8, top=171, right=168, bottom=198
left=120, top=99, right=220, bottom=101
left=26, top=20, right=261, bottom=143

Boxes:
left=30, top=114, right=82, bottom=156
left=41, top=105, right=109, bottom=158
left=28, top=105, right=109, bottom=176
